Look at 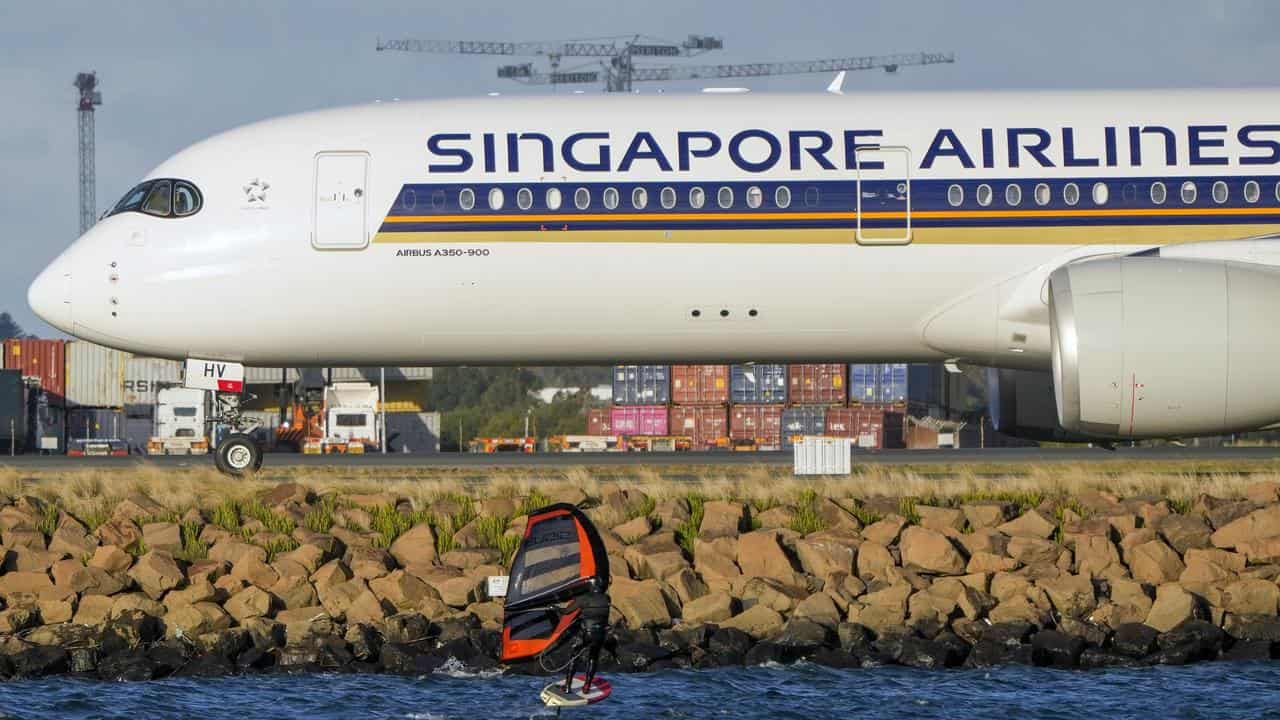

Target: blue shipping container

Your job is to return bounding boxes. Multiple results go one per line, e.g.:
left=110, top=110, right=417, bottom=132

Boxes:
left=878, top=363, right=908, bottom=403
left=780, top=406, right=826, bottom=449
left=730, top=364, right=788, bottom=404
left=612, top=365, right=670, bottom=405
left=849, top=364, right=878, bottom=403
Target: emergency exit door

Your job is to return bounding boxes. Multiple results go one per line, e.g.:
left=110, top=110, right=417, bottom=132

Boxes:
left=313, top=152, right=370, bottom=249
left=855, top=146, right=911, bottom=245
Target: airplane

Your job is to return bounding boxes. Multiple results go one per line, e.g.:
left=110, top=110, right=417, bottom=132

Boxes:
left=27, top=87, right=1280, bottom=474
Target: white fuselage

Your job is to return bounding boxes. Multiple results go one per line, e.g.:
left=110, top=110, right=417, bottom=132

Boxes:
left=28, top=89, right=1280, bottom=368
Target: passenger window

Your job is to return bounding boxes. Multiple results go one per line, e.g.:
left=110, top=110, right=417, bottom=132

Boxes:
left=1121, top=183, right=1138, bottom=203
left=1005, top=184, right=1022, bottom=207
left=1150, top=182, right=1166, bottom=205
left=1212, top=181, right=1228, bottom=204
left=142, top=180, right=173, bottom=216
left=173, top=182, right=201, bottom=216
left=1063, top=183, right=1080, bottom=206
left=459, top=188, right=475, bottom=211
left=488, top=187, right=505, bottom=210
left=1244, top=180, right=1260, bottom=204
left=804, top=187, right=820, bottom=207
left=689, top=187, right=706, bottom=209
left=1092, top=182, right=1108, bottom=205
left=947, top=184, right=963, bottom=207
left=1034, top=183, right=1051, bottom=206
left=430, top=190, right=445, bottom=210
left=574, top=187, right=590, bottom=210
left=516, top=187, right=533, bottom=210
left=632, top=187, right=648, bottom=210
left=546, top=187, right=563, bottom=210
left=775, top=186, right=792, bottom=208
left=660, top=186, right=677, bottom=209
left=603, top=187, right=619, bottom=210
left=1180, top=181, right=1197, bottom=204
left=976, top=184, right=993, bottom=207
left=717, top=186, right=734, bottom=209
left=746, top=186, right=763, bottom=209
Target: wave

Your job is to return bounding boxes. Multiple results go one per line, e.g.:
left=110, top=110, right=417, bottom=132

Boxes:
left=431, top=657, right=505, bottom=680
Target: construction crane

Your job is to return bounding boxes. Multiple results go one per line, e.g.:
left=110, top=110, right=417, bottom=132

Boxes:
left=75, top=72, right=102, bottom=234
left=377, top=34, right=725, bottom=92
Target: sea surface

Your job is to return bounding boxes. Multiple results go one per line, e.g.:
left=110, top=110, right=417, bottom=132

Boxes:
left=0, top=661, right=1278, bottom=720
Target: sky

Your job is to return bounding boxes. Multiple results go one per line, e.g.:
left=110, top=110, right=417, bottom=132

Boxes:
left=2, top=0, right=1279, bottom=336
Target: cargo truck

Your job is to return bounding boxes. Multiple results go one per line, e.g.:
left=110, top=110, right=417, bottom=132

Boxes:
left=312, top=382, right=379, bottom=454
left=146, top=387, right=210, bottom=455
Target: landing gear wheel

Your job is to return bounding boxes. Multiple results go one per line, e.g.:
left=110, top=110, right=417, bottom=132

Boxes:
left=215, top=434, right=261, bottom=477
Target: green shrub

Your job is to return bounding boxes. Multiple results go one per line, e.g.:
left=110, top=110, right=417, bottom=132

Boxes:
left=675, top=493, right=706, bottom=556
left=211, top=500, right=240, bottom=531
left=849, top=502, right=883, bottom=526
left=788, top=489, right=826, bottom=535
left=176, top=521, right=208, bottom=562
left=239, top=499, right=296, bottom=535
left=262, top=535, right=300, bottom=561
left=369, top=504, right=414, bottom=549
left=518, top=490, right=552, bottom=516
left=303, top=495, right=340, bottom=534
left=627, top=495, right=657, bottom=521
left=497, top=534, right=520, bottom=568
left=474, top=515, right=509, bottom=549
left=36, top=502, right=60, bottom=537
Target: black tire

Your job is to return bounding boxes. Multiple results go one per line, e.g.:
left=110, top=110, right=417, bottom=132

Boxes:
left=215, top=433, right=261, bottom=477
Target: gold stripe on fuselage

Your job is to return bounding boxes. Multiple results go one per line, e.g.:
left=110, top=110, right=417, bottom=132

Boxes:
left=372, top=224, right=1280, bottom=246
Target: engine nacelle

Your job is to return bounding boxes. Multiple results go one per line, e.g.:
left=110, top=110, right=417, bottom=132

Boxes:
left=986, top=368, right=1096, bottom=442
left=1049, top=256, right=1280, bottom=439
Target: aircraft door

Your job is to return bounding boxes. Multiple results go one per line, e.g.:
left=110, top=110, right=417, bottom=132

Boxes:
left=313, top=152, right=370, bottom=250
left=855, top=146, right=911, bottom=245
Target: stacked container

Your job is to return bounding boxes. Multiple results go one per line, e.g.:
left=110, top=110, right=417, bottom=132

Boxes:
left=671, top=365, right=730, bottom=405
left=788, top=364, right=847, bottom=405
left=0, top=370, right=27, bottom=454
left=824, top=406, right=904, bottom=449
left=730, top=364, right=787, bottom=404
left=3, top=339, right=65, bottom=407
left=670, top=404, right=729, bottom=451
left=780, top=405, right=826, bottom=449
left=586, top=407, right=613, bottom=436
left=730, top=404, right=783, bottom=449
left=612, top=365, right=670, bottom=405
left=610, top=405, right=668, bottom=436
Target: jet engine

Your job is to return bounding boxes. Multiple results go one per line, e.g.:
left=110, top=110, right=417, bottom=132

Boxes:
left=985, top=368, right=1095, bottom=442
left=1048, top=256, right=1280, bottom=439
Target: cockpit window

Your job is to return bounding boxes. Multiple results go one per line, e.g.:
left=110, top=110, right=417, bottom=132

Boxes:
left=142, top=181, right=172, bottom=216
left=107, top=179, right=202, bottom=219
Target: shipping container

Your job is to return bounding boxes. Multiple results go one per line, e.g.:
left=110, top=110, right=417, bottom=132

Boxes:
left=844, top=408, right=905, bottom=449
left=729, top=404, right=783, bottom=447
left=124, top=416, right=153, bottom=455
left=66, top=341, right=127, bottom=408
left=612, top=365, right=670, bottom=405
left=849, top=363, right=913, bottom=405
left=780, top=406, right=826, bottom=449
left=0, top=370, right=27, bottom=452
left=671, top=365, right=730, bottom=405
left=848, top=364, right=878, bottom=405
left=586, top=407, right=613, bottom=436
left=907, top=364, right=944, bottom=408
left=878, top=363, right=909, bottom=404
left=3, top=339, right=65, bottom=406
left=28, top=392, right=64, bottom=454
left=669, top=405, right=729, bottom=450
left=730, top=364, right=788, bottom=404
left=610, top=405, right=669, bottom=436
left=788, top=364, right=847, bottom=405
left=66, top=407, right=124, bottom=441
left=386, top=412, right=441, bottom=453
left=123, top=357, right=183, bottom=409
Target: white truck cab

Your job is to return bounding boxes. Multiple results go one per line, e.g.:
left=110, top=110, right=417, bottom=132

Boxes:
left=321, top=382, right=379, bottom=453
left=148, top=387, right=210, bottom=455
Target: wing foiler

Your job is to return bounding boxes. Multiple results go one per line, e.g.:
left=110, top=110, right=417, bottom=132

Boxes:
left=500, top=503, right=613, bottom=709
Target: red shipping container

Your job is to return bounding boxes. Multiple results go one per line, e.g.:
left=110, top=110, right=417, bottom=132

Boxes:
left=788, top=364, right=848, bottom=405
left=730, top=404, right=783, bottom=447
left=586, top=407, right=613, bottom=436
left=669, top=405, right=729, bottom=450
left=833, top=407, right=904, bottom=449
left=670, top=365, right=730, bottom=405
left=3, top=339, right=66, bottom=406
left=610, top=405, right=668, bottom=436
left=824, top=407, right=859, bottom=438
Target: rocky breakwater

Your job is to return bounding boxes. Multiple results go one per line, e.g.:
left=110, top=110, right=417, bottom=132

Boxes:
left=0, top=480, right=1279, bottom=680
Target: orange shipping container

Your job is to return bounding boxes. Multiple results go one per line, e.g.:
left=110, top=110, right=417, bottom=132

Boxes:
left=669, top=405, right=729, bottom=450
left=788, top=364, right=847, bottom=405
left=729, top=404, right=783, bottom=447
left=586, top=407, right=612, bottom=436
left=827, top=407, right=904, bottom=449
left=3, top=339, right=66, bottom=406
left=670, top=365, right=730, bottom=405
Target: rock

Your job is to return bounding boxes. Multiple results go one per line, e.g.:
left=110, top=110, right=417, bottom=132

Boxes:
left=72, top=595, right=114, bottom=626
left=997, top=509, right=1056, bottom=539
left=164, top=578, right=218, bottom=609
left=1030, top=629, right=1085, bottom=667
left=1157, top=515, right=1211, bottom=554
left=318, top=578, right=368, bottom=619
left=967, top=552, right=1019, bottom=574
left=430, top=575, right=483, bottom=608
left=109, top=593, right=165, bottom=619
left=707, top=626, right=753, bottom=663
left=856, top=541, right=896, bottom=580
left=862, top=515, right=907, bottom=546
left=186, top=559, right=231, bottom=583
left=1129, top=540, right=1186, bottom=585
left=1145, top=583, right=1201, bottom=633
left=12, top=646, right=69, bottom=677
left=988, top=594, right=1051, bottom=627
left=1006, top=537, right=1061, bottom=565
left=0, top=570, right=54, bottom=597
left=794, top=592, right=842, bottom=629
left=439, top=549, right=497, bottom=570
left=37, top=598, right=75, bottom=624
left=1157, top=619, right=1224, bottom=662
left=261, top=482, right=314, bottom=506
left=958, top=528, right=1010, bottom=557
left=1057, top=617, right=1109, bottom=647
left=719, top=604, right=784, bottom=640
left=1223, top=613, right=1280, bottom=642
left=1220, top=578, right=1280, bottom=616
left=4, top=546, right=61, bottom=573
left=655, top=498, right=691, bottom=530
left=310, top=559, right=353, bottom=591
left=682, top=592, right=734, bottom=624
left=666, top=567, right=708, bottom=605
left=755, top=505, right=795, bottom=530
left=612, top=515, right=653, bottom=544
left=736, top=530, right=800, bottom=583
left=388, top=523, right=437, bottom=567
left=1072, top=535, right=1123, bottom=578
left=899, top=526, right=966, bottom=575
left=794, top=536, right=855, bottom=578
left=208, top=540, right=267, bottom=566
left=346, top=588, right=392, bottom=625
left=127, top=551, right=184, bottom=600
left=1210, top=505, right=1280, bottom=549
left=141, top=522, right=182, bottom=554
left=741, top=577, right=809, bottom=614
left=225, top=586, right=275, bottom=621
left=48, top=524, right=97, bottom=558
left=962, top=503, right=1013, bottom=529
left=269, top=574, right=318, bottom=610
left=0, top=607, right=37, bottom=633
left=1037, top=574, right=1096, bottom=618
left=612, top=578, right=672, bottom=628
left=816, top=499, right=863, bottom=533
left=369, top=570, right=446, bottom=617
left=693, top=539, right=741, bottom=580
left=774, top=617, right=832, bottom=651
left=232, top=556, right=281, bottom=591
left=699, top=501, right=746, bottom=539
left=1112, top=622, right=1159, bottom=657
left=277, top=544, right=325, bottom=574
left=69, top=566, right=127, bottom=596
left=165, top=602, right=231, bottom=638
left=916, top=505, right=965, bottom=533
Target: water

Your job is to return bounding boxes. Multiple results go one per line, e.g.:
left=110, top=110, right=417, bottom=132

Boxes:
left=1, top=662, right=1278, bottom=720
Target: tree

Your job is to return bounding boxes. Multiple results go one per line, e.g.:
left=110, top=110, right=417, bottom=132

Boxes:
left=0, top=313, right=24, bottom=340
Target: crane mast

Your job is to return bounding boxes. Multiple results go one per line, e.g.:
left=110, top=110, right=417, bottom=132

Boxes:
left=75, top=72, right=102, bottom=234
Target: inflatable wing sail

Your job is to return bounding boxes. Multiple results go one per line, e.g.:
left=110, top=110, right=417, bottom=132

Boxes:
left=501, top=503, right=609, bottom=662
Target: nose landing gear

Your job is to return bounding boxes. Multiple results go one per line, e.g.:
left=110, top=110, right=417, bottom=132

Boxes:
left=211, top=390, right=264, bottom=477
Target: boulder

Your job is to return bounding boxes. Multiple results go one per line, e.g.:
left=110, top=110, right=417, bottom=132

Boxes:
left=231, top=555, right=281, bottom=591
left=916, top=505, right=965, bottom=533
left=899, top=526, right=966, bottom=575
left=736, top=530, right=800, bottom=583
left=109, top=593, right=165, bottom=619
left=666, top=567, right=708, bottom=605
left=0, top=570, right=54, bottom=597
left=269, top=574, right=318, bottom=610
left=698, top=501, right=746, bottom=539
left=794, top=536, right=856, bottom=578
left=961, top=503, right=1012, bottom=529
left=225, top=586, right=275, bottom=621
left=741, top=577, right=809, bottom=614
left=48, top=524, right=97, bottom=558
left=967, top=552, right=1019, bottom=574
left=71, top=595, right=114, bottom=626
left=347, top=546, right=394, bottom=580
left=429, top=575, right=482, bottom=608
left=1157, top=515, right=1212, bottom=554
left=856, top=541, right=896, bottom=580
left=611, top=578, right=672, bottom=628
left=1220, top=578, right=1280, bottom=616
left=957, top=528, right=1010, bottom=557
left=774, top=617, right=832, bottom=651
left=345, top=588, right=392, bottom=625
left=793, top=592, right=842, bottom=629
left=37, top=598, right=75, bottom=624
left=655, top=498, right=691, bottom=530
left=1072, top=535, right=1123, bottom=578
left=1006, top=537, right=1061, bottom=565
left=719, top=604, right=784, bottom=640
left=612, top=515, right=653, bottom=544
left=1037, top=574, right=1096, bottom=618
left=682, top=592, right=735, bottom=624
left=439, top=549, right=498, bottom=570
left=69, top=566, right=127, bottom=596
left=1144, top=583, right=1201, bottom=633
left=277, top=544, right=325, bottom=574
left=2, top=547, right=59, bottom=574
left=0, top=608, right=37, bottom=633
left=208, top=540, right=267, bottom=566
left=388, top=523, right=437, bottom=567
left=165, top=602, right=231, bottom=637
left=1223, top=613, right=1280, bottom=642
left=141, top=522, right=182, bottom=554
left=1210, top=505, right=1280, bottom=549
left=318, top=578, right=369, bottom=619
left=1129, top=540, right=1186, bottom=585
left=1030, top=629, right=1085, bottom=667
left=127, top=551, right=184, bottom=600
left=88, top=545, right=133, bottom=574
left=754, top=505, right=795, bottom=530
left=1237, top=538, right=1280, bottom=566
left=310, top=559, right=353, bottom=592
left=997, top=509, right=1056, bottom=539
left=368, top=570, right=447, bottom=617
left=861, top=515, right=907, bottom=546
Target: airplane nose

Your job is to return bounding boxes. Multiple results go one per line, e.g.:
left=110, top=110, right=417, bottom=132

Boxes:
left=28, top=262, right=71, bottom=333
